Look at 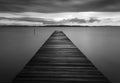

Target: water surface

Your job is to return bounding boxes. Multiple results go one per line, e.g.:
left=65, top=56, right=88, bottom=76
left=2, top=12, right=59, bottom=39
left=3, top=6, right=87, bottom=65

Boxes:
left=0, top=27, right=120, bottom=83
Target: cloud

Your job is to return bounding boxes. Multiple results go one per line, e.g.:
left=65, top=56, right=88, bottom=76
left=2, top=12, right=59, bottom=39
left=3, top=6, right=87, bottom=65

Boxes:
left=0, top=12, right=120, bottom=26
left=0, top=0, right=120, bottom=12
left=0, top=19, right=43, bottom=26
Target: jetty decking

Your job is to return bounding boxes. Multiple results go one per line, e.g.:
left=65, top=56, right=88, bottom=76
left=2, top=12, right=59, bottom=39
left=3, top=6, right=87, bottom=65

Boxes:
left=12, top=31, right=110, bottom=83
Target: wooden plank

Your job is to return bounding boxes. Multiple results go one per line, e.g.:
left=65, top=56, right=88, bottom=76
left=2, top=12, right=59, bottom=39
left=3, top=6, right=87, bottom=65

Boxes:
left=12, top=31, right=110, bottom=83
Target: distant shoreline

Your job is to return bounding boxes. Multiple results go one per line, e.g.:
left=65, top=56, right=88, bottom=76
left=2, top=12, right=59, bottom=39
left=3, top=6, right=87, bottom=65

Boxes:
left=0, top=25, right=120, bottom=27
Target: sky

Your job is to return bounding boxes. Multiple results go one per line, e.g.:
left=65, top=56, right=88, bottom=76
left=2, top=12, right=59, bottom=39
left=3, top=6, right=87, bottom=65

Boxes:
left=0, top=0, right=120, bottom=26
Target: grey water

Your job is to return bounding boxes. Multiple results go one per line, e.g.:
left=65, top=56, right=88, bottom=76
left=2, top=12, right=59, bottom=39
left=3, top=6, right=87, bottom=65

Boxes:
left=0, top=26, right=120, bottom=83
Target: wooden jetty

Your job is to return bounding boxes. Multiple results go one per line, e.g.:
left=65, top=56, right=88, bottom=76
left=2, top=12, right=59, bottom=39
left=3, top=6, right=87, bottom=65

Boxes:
left=12, top=31, right=110, bottom=83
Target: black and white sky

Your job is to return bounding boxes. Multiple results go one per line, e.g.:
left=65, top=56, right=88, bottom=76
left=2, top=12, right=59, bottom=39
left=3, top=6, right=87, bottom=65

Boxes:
left=0, top=0, right=120, bottom=25
left=0, top=0, right=120, bottom=12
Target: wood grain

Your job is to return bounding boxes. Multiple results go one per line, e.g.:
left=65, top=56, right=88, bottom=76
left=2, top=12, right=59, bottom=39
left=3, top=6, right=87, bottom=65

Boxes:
left=12, top=31, right=110, bottom=83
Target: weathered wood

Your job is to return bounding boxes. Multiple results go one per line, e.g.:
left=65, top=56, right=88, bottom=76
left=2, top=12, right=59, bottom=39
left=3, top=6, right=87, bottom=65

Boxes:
left=12, top=31, right=110, bottom=83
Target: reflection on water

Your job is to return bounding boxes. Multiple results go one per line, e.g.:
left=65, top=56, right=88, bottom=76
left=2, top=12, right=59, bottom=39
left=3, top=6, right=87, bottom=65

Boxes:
left=0, top=27, right=120, bottom=83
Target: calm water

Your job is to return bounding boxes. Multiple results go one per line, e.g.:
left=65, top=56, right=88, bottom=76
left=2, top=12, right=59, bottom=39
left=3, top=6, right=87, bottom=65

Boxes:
left=0, top=27, right=120, bottom=83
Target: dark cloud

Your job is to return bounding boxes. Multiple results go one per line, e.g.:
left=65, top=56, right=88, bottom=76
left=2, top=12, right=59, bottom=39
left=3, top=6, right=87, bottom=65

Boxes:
left=88, top=17, right=100, bottom=23
left=0, top=0, right=120, bottom=12
left=93, top=0, right=120, bottom=11
left=0, top=0, right=31, bottom=12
